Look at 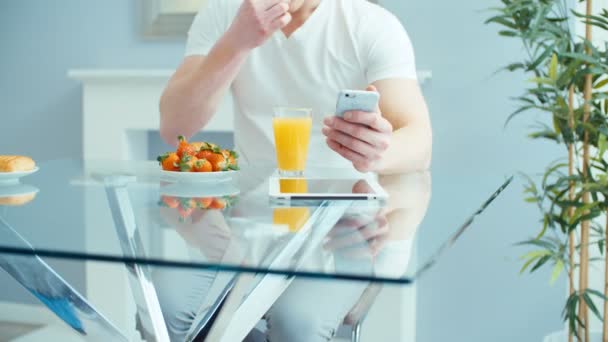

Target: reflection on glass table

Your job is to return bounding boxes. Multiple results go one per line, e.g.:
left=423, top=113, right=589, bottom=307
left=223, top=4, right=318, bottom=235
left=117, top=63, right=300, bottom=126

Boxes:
left=0, top=160, right=511, bottom=341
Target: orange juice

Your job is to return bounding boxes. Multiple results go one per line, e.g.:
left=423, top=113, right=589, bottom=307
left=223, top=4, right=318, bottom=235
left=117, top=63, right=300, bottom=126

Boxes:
left=273, top=207, right=311, bottom=232
left=272, top=117, right=312, bottom=173
left=279, top=178, right=308, bottom=193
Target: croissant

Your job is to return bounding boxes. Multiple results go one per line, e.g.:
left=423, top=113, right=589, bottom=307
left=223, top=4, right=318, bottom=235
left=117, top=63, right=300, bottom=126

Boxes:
left=0, top=156, right=36, bottom=172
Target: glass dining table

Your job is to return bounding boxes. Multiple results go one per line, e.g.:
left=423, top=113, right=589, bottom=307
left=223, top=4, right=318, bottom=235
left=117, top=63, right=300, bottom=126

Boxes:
left=0, top=159, right=511, bottom=342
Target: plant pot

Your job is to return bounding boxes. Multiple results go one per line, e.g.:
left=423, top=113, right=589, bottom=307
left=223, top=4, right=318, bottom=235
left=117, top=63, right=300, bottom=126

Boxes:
left=543, top=330, right=603, bottom=342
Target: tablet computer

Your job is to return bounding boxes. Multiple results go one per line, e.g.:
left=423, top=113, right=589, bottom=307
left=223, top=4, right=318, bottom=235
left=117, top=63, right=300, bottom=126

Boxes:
left=268, top=176, right=388, bottom=201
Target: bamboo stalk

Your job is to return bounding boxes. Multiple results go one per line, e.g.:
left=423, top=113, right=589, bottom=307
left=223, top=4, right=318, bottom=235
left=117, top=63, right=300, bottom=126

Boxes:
left=579, top=1, right=593, bottom=340
left=568, top=85, right=576, bottom=342
left=604, top=211, right=608, bottom=342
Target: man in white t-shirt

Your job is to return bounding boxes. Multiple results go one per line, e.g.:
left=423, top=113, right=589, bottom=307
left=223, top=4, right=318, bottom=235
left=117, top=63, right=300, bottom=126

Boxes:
left=159, top=0, right=430, bottom=340
left=160, top=0, right=431, bottom=174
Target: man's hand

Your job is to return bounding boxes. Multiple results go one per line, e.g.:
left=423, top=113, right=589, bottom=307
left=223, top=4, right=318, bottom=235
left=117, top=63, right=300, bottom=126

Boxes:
left=322, top=85, right=393, bottom=173
left=323, top=211, right=390, bottom=259
left=226, top=0, right=292, bottom=50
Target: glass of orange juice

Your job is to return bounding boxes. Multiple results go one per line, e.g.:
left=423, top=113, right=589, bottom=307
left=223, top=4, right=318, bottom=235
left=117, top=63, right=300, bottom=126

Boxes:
left=273, top=108, right=313, bottom=177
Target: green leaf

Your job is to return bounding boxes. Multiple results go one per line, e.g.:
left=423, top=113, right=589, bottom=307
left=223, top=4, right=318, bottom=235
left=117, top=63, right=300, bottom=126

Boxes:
left=499, top=30, right=518, bottom=37
left=528, top=130, right=560, bottom=141
left=583, top=292, right=603, bottom=321
left=517, top=237, right=557, bottom=249
left=549, top=54, right=558, bottom=81
left=594, top=78, right=608, bottom=89
left=529, top=77, right=555, bottom=85
left=505, top=63, right=526, bottom=72
left=519, top=250, right=551, bottom=274
left=530, top=255, right=551, bottom=273
left=564, top=293, right=580, bottom=338
left=520, top=256, right=540, bottom=275
left=485, top=16, right=517, bottom=29
left=156, top=153, right=169, bottom=164
left=520, top=250, right=551, bottom=260
left=505, top=105, right=535, bottom=127
left=528, top=45, right=554, bottom=71
left=535, top=216, right=550, bottom=240
left=586, top=288, right=608, bottom=301
left=573, top=203, right=599, bottom=219
left=552, top=116, right=561, bottom=136
left=560, top=52, right=600, bottom=65
left=550, top=260, right=564, bottom=285
left=599, top=134, right=607, bottom=158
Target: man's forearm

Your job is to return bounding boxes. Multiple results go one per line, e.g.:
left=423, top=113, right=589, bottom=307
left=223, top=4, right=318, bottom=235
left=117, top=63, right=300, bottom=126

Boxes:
left=159, top=34, right=250, bottom=145
left=378, top=122, right=432, bottom=174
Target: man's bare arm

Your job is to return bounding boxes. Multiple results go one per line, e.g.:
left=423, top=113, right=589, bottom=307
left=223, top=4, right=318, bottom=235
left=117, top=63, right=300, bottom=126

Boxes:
left=323, top=79, right=432, bottom=174
left=374, top=78, right=432, bottom=174
left=159, top=0, right=291, bottom=146
left=159, top=40, right=247, bottom=145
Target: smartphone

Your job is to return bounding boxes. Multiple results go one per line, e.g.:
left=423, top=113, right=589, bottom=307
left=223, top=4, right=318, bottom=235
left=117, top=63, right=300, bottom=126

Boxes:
left=335, top=90, right=380, bottom=117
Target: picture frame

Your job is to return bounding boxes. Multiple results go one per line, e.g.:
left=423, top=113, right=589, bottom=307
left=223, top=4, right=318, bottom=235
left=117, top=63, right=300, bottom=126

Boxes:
left=141, top=0, right=380, bottom=39
left=141, top=0, right=206, bottom=39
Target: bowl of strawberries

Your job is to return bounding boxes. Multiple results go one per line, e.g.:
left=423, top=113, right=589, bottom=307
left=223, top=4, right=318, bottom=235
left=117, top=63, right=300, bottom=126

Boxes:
left=158, top=136, right=239, bottom=183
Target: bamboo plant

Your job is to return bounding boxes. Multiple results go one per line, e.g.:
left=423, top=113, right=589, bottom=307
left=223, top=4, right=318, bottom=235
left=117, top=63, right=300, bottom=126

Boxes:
left=486, top=0, right=608, bottom=340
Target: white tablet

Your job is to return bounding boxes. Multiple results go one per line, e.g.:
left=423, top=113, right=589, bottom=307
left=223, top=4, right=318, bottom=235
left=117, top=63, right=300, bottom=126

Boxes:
left=268, top=176, right=388, bottom=201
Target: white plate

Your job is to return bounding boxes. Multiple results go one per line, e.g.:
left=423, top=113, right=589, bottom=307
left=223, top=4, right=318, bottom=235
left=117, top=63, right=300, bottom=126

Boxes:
left=160, top=170, right=238, bottom=183
left=160, top=181, right=239, bottom=198
left=0, top=167, right=40, bottom=185
left=0, top=184, right=40, bottom=206
left=0, top=183, right=39, bottom=198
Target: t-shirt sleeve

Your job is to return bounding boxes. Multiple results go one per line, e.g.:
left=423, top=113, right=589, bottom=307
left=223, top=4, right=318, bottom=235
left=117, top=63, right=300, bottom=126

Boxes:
left=363, top=11, right=418, bottom=83
left=185, top=0, right=233, bottom=57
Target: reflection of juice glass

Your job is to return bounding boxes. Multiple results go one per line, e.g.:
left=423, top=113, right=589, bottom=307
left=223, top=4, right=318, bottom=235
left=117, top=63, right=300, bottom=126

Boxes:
left=273, top=207, right=311, bottom=232
left=273, top=108, right=313, bottom=177
left=274, top=179, right=309, bottom=232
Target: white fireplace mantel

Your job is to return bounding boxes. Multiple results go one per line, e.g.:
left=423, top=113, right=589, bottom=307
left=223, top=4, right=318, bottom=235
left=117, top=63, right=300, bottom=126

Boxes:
left=68, top=68, right=432, bottom=161
left=69, top=69, right=236, bottom=161
left=68, top=69, right=433, bottom=83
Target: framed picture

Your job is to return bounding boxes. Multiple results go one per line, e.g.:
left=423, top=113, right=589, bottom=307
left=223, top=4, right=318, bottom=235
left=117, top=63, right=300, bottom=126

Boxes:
left=141, top=0, right=206, bottom=39
left=141, top=0, right=380, bottom=39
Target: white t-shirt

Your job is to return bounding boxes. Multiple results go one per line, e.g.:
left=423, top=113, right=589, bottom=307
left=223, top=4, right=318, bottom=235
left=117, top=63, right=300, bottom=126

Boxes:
left=186, top=0, right=418, bottom=169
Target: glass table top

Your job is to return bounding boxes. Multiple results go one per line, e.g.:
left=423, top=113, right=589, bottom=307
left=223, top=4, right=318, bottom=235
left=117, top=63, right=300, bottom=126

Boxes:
left=0, top=159, right=512, bottom=285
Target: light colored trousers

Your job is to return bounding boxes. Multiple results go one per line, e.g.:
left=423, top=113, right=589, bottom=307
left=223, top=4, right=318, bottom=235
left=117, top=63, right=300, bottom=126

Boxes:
left=152, top=268, right=367, bottom=342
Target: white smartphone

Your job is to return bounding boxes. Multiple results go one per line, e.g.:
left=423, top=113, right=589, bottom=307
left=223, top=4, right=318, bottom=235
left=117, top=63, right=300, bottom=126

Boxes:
left=268, top=176, right=388, bottom=202
left=335, top=90, right=380, bottom=117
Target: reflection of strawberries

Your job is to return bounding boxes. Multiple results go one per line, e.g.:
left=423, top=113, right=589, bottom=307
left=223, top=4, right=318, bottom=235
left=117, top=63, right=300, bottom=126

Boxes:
left=209, top=198, right=226, bottom=210
left=161, top=196, right=179, bottom=209
left=196, top=197, right=213, bottom=209
left=177, top=206, right=194, bottom=219
left=176, top=136, right=197, bottom=158
left=180, top=198, right=196, bottom=209
left=177, top=198, right=196, bottom=219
